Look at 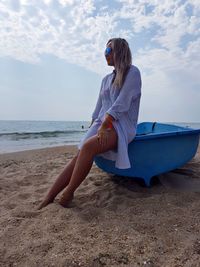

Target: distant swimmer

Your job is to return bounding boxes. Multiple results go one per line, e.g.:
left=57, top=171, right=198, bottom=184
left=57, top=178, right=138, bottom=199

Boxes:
left=81, top=125, right=84, bottom=129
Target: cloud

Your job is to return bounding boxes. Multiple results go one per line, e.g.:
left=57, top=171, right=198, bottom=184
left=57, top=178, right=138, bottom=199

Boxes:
left=0, top=0, right=123, bottom=73
left=0, top=0, right=199, bottom=121
left=9, top=0, right=21, bottom=12
left=1, top=0, right=199, bottom=73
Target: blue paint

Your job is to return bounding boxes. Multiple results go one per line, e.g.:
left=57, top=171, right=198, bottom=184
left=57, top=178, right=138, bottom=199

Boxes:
left=94, top=122, right=200, bottom=187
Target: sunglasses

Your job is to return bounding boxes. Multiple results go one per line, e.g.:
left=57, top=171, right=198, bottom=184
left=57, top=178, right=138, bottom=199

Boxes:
left=104, top=47, right=112, bottom=56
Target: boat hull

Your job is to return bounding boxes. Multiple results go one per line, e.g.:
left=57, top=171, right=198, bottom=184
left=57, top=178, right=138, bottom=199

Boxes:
left=94, top=122, right=200, bottom=186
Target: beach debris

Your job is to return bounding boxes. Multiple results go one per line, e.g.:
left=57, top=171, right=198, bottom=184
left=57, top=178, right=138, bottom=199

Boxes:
left=63, top=259, right=81, bottom=266
left=117, top=253, right=129, bottom=264
left=93, top=253, right=111, bottom=266
left=143, top=259, right=154, bottom=266
left=92, top=252, right=129, bottom=266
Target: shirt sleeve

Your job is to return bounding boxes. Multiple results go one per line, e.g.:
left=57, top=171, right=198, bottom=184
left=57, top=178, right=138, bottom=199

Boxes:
left=106, top=67, right=141, bottom=121
left=91, top=79, right=104, bottom=120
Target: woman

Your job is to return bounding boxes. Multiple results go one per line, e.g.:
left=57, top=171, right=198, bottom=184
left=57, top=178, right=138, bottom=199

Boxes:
left=38, top=38, right=141, bottom=209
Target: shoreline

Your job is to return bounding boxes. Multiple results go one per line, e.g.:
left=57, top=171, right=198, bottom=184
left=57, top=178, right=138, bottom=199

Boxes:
left=0, top=144, right=78, bottom=159
left=0, top=143, right=78, bottom=156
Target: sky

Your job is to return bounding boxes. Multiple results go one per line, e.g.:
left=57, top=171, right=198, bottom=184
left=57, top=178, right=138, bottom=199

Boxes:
left=0, top=0, right=200, bottom=122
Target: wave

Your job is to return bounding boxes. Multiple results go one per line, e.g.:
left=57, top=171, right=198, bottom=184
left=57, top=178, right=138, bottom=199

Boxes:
left=0, top=130, right=87, bottom=140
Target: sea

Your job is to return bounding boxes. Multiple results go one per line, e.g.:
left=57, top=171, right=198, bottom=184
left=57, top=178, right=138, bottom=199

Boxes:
left=0, top=120, right=90, bottom=154
left=0, top=120, right=200, bottom=154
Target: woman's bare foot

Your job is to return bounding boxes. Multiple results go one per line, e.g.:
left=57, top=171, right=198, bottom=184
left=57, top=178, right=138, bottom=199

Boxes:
left=37, top=196, right=54, bottom=210
left=58, top=190, right=74, bottom=208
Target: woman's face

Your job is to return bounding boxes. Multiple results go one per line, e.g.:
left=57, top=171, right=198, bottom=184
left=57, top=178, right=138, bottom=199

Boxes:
left=105, top=42, right=115, bottom=66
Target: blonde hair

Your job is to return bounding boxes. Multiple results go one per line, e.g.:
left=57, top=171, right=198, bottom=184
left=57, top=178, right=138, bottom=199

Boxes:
left=107, top=38, right=132, bottom=89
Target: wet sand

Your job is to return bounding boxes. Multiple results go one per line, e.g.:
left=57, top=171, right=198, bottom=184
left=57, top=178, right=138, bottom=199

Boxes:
left=0, top=145, right=200, bottom=267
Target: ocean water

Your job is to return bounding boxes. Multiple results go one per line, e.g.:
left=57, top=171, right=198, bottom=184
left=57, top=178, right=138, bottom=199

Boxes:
left=0, top=120, right=200, bottom=154
left=0, top=120, right=90, bottom=154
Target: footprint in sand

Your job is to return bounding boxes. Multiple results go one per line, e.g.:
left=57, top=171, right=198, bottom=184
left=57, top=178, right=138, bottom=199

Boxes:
left=2, top=160, right=19, bottom=168
left=11, top=210, right=40, bottom=219
left=62, top=259, right=82, bottom=267
left=87, top=190, right=113, bottom=208
left=4, top=202, right=18, bottom=210
left=27, top=240, right=54, bottom=256
left=47, top=223, right=68, bottom=234
left=91, top=252, right=129, bottom=266
left=35, top=188, right=48, bottom=194
left=193, top=239, right=200, bottom=255
left=78, top=207, right=101, bottom=222
left=87, top=175, right=97, bottom=182
left=98, top=191, right=114, bottom=208
left=1, top=217, right=23, bottom=227
left=16, top=179, right=32, bottom=187
left=18, top=193, right=31, bottom=200
left=93, top=180, right=102, bottom=187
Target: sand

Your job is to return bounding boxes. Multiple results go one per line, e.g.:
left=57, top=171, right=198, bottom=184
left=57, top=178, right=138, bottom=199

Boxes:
left=0, top=145, right=200, bottom=267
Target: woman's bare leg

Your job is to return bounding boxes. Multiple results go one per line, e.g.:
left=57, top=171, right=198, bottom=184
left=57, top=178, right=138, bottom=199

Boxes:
left=59, top=129, right=118, bottom=207
left=37, top=150, right=80, bottom=209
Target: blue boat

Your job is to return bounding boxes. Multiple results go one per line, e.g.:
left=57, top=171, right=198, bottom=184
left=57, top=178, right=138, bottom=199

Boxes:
left=94, top=122, right=200, bottom=186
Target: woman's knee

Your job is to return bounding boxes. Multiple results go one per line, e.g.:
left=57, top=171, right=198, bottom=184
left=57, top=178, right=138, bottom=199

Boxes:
left=81, top=137, right=98, bottom=156
left=81, top=133, right=117, bottom=156
left=70, top=151, right=80, bottom=164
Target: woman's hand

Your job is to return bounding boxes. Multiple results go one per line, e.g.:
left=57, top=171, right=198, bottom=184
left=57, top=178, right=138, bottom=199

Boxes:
left=97, top=126, right=111, bottom=146
left=89, top=119, right=95, bottom=128
left=97, top=121, right=112, bottom=146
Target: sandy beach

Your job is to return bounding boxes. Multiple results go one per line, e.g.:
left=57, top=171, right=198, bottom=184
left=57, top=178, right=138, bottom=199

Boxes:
left=0, top=145, right=200, bottom=267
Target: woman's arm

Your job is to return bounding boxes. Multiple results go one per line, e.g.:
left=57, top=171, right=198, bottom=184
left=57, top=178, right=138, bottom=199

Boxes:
left=100, top=113, right=115, bottom=130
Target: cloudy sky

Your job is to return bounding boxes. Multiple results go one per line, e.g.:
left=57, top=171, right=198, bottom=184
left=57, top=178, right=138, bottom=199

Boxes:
left=0, top=0, right=199, bottom=122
